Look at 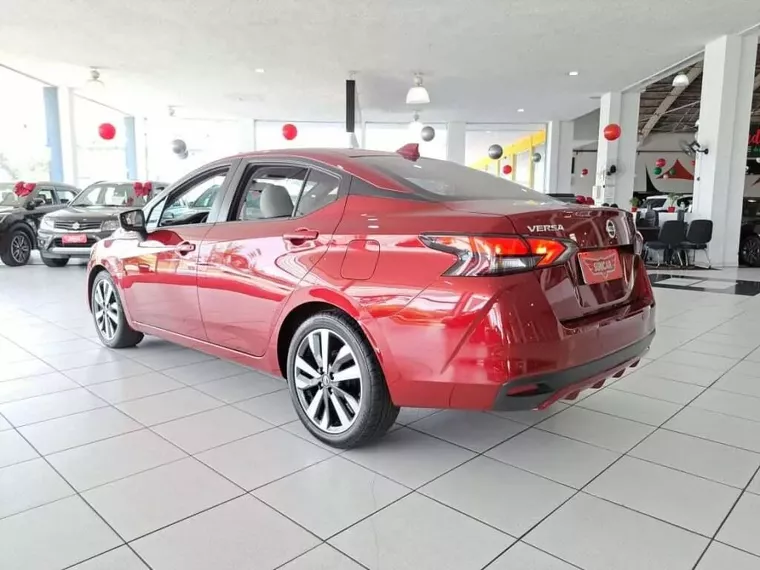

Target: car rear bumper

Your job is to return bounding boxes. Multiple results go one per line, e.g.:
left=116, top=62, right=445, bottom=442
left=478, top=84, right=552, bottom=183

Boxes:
left=377, top=256, right=656, bottom=410
left=491, top=330, right=654, bottom=411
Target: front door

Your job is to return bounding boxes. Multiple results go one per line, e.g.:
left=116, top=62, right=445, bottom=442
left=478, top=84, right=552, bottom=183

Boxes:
left=198, top=161, right=346, bottom=356
left=25, top=185, right=62, bottom=230
left=121, top=167, right=232, bottom=340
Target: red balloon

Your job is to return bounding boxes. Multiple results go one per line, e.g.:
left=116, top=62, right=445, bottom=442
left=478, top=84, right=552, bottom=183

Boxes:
left=282, top=123, right=298, bottom=141
left=581, top=168, right=589, bottom=177
left=98, top=123, right=116, bottom=140
left=655, top=158, right=667, bottom=168
left=603, top=123, right=621, bottom=141
left=502, top=164, right=513, bottom=175
left=585, top=196, right=595, bottom=205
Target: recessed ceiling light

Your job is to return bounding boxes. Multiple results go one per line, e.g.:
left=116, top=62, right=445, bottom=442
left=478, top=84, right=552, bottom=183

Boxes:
left=517, top=108, right=525, bottom=113
left=255, top=68, right=265, bottom=73
left=568, top=71, right=579, bottom=76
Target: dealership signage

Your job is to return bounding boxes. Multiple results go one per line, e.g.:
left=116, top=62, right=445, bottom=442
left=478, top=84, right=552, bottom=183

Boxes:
left=749, top=125, right=760, bottom=158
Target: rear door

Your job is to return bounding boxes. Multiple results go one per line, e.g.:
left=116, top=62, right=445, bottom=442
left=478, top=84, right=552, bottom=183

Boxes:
left=121, top=166, right=233, bottom=339
left=197, top=160, right=347, bottom=356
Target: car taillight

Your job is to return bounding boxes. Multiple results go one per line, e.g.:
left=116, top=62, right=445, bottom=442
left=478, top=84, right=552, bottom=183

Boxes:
left=420, top=234, right=576, bottom=276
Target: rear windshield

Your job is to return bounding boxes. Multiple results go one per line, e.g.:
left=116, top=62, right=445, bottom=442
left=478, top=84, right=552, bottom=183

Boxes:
left=357, top=155, right=551, bottom=202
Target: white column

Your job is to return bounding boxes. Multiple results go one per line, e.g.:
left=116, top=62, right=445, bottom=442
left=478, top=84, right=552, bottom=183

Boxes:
left=57, top=87, right=78, bottom=185
left=545, top=120, right=575, bottom=194
left=693, top=34, right=758, bottom=267
left=594, top=91, right=640, bottom=206
left=446, top=122, right=466, bottom=164
left=134, top=117, right=149, bottom=180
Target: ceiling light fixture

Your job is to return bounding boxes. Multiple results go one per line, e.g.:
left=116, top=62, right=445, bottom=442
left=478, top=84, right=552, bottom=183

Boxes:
left=568, top=71, right=579, bottom=76
left=406, top=74, right=430, bottom=105
left=255, top=68, right=265, bottom=74
left=85, top=68, right=105, bottom=92
left=408, top=111, right=423, bottom=137
left=517, top=108, right=525, bottom=113
left=672, top=72, right=690, bottom=87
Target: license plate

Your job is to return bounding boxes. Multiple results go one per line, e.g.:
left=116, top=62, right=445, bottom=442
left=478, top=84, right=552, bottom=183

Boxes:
left=578, top=249, right=623, bottom=284
left=61, top=233, right=87, bottom=245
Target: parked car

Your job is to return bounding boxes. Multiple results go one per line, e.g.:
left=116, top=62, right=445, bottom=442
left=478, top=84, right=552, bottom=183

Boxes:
left=37, top=180, right=167, bottom=267
left=740, top=198, right=760, bottom=266
left=641, top=194, right=692, bottom=212
left=0, top=181, right=80, bottom=266
left=87, top=148, right=656, bottom=448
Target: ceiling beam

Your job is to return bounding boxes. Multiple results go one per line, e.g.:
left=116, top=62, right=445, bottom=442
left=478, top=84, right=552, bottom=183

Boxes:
left=640, top=63, right=703, bottom=140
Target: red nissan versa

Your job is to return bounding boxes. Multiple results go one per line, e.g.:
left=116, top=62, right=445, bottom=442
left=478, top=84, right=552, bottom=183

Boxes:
left=87, top=146, right=655, bottom=448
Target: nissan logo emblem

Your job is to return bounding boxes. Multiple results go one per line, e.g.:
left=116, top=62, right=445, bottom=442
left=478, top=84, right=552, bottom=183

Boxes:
left=606, top=220, right=617, bottom=239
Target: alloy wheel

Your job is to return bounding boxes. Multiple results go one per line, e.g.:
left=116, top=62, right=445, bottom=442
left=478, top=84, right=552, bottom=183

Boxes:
left=293, top=328, right=363, bottom=434
left=743, top=239, right=760, bottom=266
left=94, top=279, right=120, bottom=341
left=10, top=234, right=30, bottom=264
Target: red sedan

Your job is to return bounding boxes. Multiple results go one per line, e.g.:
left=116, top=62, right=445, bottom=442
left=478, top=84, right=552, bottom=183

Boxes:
left=87, top=147, right=655, bottom=448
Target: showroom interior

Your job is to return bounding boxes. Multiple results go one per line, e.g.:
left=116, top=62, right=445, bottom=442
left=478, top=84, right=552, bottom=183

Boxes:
left=3, top=1, right=760, bottom=569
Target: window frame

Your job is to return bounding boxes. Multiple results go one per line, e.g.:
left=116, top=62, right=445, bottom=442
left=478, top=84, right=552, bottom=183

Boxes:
left=54, top=187, right=77, bottom=204
left=144, top=161, right=238, bottom=231
left=219, top=159, right=348, bottom=226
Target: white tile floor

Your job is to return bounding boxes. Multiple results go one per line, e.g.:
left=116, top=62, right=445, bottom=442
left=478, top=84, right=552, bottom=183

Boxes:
left=2, top=260, right=760, bottom=570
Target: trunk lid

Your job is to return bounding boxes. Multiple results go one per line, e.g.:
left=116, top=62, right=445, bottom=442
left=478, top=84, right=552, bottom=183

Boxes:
left=444, top=200, right=638, bottom=321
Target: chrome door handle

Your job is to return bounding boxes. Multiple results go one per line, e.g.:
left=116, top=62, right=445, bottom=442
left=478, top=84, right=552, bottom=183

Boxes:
left=175, top=242, right=196, bottom=254
left=283, top=229, right=319, bottom=243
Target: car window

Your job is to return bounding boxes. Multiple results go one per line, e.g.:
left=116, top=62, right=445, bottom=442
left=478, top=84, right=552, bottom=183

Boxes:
left=356, top=155, right=552, bottom=202
left=294, top=169, right=341, bottom=217
left=160, top=170, right=228, bottom=226
left=147, top=197, right=166, bottom=226
left=55, top=188, right=77, bottom=204
left=72, top=182, right=153, bottom=207
left=231, top=165, right=307, bottom=221
left=37, top=188, right=55, bottom=205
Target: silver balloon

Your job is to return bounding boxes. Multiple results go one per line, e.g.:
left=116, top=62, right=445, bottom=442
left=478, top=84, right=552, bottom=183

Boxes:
left=171, top=139, right=187, bottom=155
left=178, top=149, right=189, bottom=160
left=488, top=144, right=503, bottom=160
left=420, top=126, right=435, bottom=142
left=532, top=152, right=542, bottom=163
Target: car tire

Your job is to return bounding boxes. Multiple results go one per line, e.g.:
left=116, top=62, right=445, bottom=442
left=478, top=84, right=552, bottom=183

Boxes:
left=1, top=226, right=33, bottom=267
left=91, top=271, right=144, bottom=349
left=286, top=310, right=399, bottom=449
left=40, top=255, right=69, bottom=267
left=740, top=234, right=760, bottom=267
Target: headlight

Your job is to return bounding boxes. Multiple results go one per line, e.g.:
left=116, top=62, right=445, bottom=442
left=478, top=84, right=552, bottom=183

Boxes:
left=41, top=217, right=54, bottom=229
left=101, top=219, right=120, bottom=232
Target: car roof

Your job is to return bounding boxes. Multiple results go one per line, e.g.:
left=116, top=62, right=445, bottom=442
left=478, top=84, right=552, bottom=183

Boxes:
left=226, top=148, right=405, bottom=167
left=0, top=181, right=78, bottom=187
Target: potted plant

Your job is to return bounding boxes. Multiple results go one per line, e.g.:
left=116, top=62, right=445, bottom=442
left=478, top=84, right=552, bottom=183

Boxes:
left=629, top=196, right=640, bottom=212
left=667, top=194, right=679, bottom=213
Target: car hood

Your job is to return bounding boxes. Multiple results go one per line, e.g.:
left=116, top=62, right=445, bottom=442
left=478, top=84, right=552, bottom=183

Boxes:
left=45, top=206, right=127, bottom=220
left=0, top=205, right=24, bottom=215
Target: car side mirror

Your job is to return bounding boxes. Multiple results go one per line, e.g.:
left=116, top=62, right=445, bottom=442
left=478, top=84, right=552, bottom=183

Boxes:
left=119, top=209, right=147, bottom=234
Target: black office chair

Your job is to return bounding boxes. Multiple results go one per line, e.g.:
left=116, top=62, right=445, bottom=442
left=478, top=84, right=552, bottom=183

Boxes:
left=681, top=220, right=713, bottom=268
left=645, top=220, right=687, bottom=267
